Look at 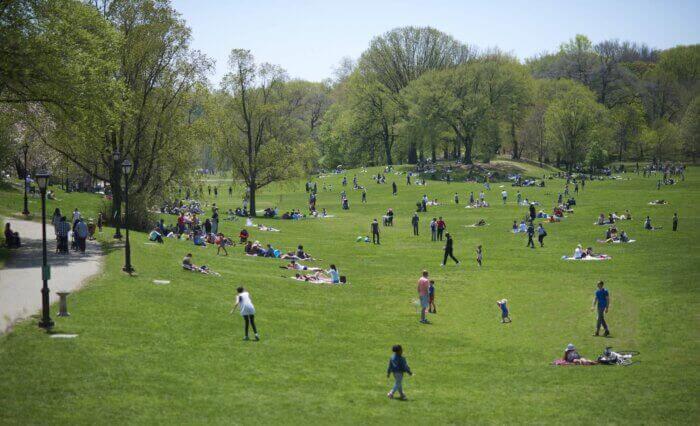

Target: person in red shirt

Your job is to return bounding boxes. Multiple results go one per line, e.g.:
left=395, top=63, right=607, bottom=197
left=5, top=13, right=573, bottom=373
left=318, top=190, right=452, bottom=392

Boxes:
left=436, top=217, right=446, bottom=241
left=417, top=270, right=430, bottom=324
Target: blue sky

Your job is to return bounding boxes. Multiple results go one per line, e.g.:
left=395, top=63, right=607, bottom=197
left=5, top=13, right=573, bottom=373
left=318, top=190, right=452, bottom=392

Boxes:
left=171, top=0, right=700, bottom=85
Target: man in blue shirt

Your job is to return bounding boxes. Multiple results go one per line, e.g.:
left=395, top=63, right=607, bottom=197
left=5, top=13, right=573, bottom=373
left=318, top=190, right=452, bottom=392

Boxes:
left=592, top=280, right=610, bottom=337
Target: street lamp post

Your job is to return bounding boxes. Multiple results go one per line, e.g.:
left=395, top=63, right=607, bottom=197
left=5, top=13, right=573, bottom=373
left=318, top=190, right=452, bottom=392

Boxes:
left=22, top=144, right=30, bottom=215
left=36, top=170, right=54, bottom=330
left=112, top=150, right=122, bottom=239
left=121, top=159, right=134, bottom=274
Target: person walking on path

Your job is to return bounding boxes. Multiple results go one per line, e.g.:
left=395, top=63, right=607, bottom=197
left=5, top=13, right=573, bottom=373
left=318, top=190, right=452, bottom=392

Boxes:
left=386, top=344, right=413, bottom=400
left=673, top=213, right=678, bottom=231
left=526, top=222, right=535, bottom=249
left=411, top=213, right=419, bottom=236
left=74, top=218, right=88, bottom=253
left=231, top=287, right=259, bottom=341
left=436, top=217, right=446, bottom=241
left=442, top=232, right=459, bottom=266
left=592, top=281, right=610, bottom=337
left=537, top=223, right=547, bottom=247
left=417, top=270, right=430, bottom=323
left=371, top=219, right=380, bottom=244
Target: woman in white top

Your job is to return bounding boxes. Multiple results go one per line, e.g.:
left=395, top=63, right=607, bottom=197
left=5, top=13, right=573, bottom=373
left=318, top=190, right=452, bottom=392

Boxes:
left=231, top=287, right=259, bottom=341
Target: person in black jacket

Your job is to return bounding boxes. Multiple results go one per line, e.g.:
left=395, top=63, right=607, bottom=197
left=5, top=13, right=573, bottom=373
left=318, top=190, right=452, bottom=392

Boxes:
left=526, top=222, right=535, bottom=248
left=371, top=219, right=380, bottom=244
left=441, top=232, right=459, bottom=266
left=411, top=213, right=419, bottom=236
left=392, top=181, right=397, bottom=196
left=529, top=203, right=536, bottom=221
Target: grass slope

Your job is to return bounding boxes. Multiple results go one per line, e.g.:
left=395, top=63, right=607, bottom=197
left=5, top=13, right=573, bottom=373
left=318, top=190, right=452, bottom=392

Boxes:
left=0, top=163, right=698, bottom=424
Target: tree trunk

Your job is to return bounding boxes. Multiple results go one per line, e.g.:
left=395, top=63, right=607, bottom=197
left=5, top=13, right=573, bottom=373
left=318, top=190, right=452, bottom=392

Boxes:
left=511, top=121, right=519, bottom=159
left=462, top=136, right=473, bottom=164
left=407, top=143, right=417, bottom=164
left=249, top=181, right=257, bottom=217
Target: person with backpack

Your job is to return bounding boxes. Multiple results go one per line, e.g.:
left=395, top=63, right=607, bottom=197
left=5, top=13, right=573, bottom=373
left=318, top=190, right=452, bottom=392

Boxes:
left=537, top=223, right=547, bottom=247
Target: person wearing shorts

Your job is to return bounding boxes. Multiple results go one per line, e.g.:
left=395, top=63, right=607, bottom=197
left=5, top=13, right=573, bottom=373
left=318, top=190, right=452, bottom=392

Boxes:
left=417, top=270, right=430, bottom=324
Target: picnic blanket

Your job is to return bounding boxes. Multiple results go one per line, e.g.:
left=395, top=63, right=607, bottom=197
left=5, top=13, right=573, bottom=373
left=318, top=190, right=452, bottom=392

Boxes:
left=562, top=255, right=612, bottom=261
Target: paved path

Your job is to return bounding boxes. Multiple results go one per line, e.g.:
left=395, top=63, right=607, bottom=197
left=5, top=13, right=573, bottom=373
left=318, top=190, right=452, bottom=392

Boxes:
left=0, top=217, right=103, bottom=334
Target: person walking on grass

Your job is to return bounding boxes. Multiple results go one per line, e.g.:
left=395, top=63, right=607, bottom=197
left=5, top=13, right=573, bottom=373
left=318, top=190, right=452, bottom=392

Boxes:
left=501, top=190, right=507, bottom=205
left=371, top=219, right=380, bottom=244
left=411, top=213, right=419, bottom=236
left=537, top=223, right=547, bottom=247
left=497, top=299, right=511, bottom=323
left=526, top=222, right=535, bottom=248
left=392, top=181, right=397, bottom=196
left=362, top=188, right=367, bottom=203
left=476, top=245, right=483, bottom=267
left=673, top=212, right=678, bottom=231
left=231, top=287, right=259, bottom=341
left=428, top=280, right=436, bottom=313
left=442, top=232, right=459, bottom=266
left=430, top=218, right=437, bottom=241
left=454, top=192, right=459, bottom=204
left=592, top=281, right=610, bottom=337
left=417, top=270, right=430, bottom=323
left=387, top=344, right=413, bottom=400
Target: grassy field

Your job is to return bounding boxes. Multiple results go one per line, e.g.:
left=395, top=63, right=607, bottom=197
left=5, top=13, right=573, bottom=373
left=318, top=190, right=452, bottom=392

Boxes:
left=0, top=161, right=698, bottom=424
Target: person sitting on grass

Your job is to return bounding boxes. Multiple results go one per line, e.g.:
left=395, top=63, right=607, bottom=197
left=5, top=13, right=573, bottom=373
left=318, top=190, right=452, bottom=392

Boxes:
left=4, top=223, right=21, bottom=248
left=473, top=219, right=487, bottom=227
left=644, top=216, right=662, bottom=230
left=282, top=260, right=322, bottom=272
left=192, top=230, right=207, bottom=247
left=149, top=228, right=164, bottom=244
left=181, top=253, right=216, bottom=274
left=239, top=229, right=249, bottom=243
left=562, top=343, right=598, bottom=365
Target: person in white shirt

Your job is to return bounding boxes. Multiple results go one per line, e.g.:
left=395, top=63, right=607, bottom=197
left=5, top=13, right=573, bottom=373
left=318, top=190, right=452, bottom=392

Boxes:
left=501, top=190, right=507, bottom=204
left=74, top=218, right=88, bottom=252
left=231, top=287, right=259, bottom=341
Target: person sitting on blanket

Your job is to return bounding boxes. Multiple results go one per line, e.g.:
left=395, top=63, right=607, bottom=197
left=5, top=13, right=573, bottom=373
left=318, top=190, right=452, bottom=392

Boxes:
left=597, top=213, right=606, bottom=225
left=239, top=229, right=249, bottom=243
left=562, top=343, right=598, bottom=365
left=295, top=245, right=312, bottom=260
left=619, top=230, right=630, bottom=243
left=622, top=209, right=632, bottom=220
left=574, top=244, right=584, bottom=259
left=293, top=273, right=330, bottom=283
left=149, top=228, right=164, bottom=244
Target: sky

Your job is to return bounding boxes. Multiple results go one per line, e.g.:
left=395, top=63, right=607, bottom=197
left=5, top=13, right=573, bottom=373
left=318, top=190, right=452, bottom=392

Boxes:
left=171, top=0, right=700, bottom=85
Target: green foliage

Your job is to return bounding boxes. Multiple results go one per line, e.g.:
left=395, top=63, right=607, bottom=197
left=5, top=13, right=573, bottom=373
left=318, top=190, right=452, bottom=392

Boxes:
left=680, top=96, right=700, bottom=160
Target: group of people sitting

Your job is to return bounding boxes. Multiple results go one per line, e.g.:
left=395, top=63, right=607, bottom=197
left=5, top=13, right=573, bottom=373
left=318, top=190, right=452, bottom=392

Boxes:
left=571, top=244, right=609, bottom=260
left=3, top=223, right=21, bottom=248
left=596, top=210, right=633, bottom=226
left=280, top=209, right=306, bottom=220
left=160, top=199, right=204, bottom=216
left=598, top=225, right=631, bottom=244
left=292, top=264, right=343, bottom=284
left=226, top=207, right=249, bottom=219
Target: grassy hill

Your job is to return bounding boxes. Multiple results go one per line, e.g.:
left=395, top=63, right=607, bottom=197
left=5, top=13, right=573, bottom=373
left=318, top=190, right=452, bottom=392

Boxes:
left=0, top=163, right=698, bottom=424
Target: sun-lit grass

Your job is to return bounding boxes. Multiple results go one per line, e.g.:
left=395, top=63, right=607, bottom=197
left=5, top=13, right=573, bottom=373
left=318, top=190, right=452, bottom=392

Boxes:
left=0, top=162, right=698, bottom=424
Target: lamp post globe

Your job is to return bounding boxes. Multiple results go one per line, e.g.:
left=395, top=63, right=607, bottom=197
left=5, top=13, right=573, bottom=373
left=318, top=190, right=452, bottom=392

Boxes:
left=36, top=170, right=54, bottom=330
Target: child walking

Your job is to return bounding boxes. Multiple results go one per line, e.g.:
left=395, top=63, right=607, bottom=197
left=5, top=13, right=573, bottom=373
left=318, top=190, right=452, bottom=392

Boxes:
left=386, top=345, right=413, bottom=400
left=497, top=299, right=511, bottom=323
left=428, top=280, right=436, bottom=313
left=476, top=245, right=483, bottom=267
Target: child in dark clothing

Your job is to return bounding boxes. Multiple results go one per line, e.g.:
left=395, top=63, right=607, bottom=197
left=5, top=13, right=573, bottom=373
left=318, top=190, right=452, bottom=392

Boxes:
left=428, top=280, right=436, bottom=313
left=386, top=345, right=413, bottom=400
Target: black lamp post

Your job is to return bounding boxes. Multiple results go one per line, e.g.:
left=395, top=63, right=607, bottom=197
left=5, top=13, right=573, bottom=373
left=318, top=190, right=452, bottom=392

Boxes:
left=121, top=158, right=134, bottom=274
left=22, top=144, right=30, bottom=215
left=112, top=150, right=122, bottom=239
left=36, top=170, right=54, bottom=330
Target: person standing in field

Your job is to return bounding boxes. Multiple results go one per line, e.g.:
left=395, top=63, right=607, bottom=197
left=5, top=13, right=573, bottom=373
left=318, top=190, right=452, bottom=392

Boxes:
left=231, top=287, right=259, bottom=341
left=362, top=188, right=367, bottom=203
left=673, top=213, right=678, bottom=231
left=392, top=181, right=397, bottom=196
left=436, top=217, right=446, bottom=241
left=386, top=344, right=413, bottom=400
left=430, top=218, right=437, bottom=241
left=428, top=280, right=436, bottom=313
left=417, top=270, right=430, bottom=323
left=411, top=213, right=419, bottom=236
left=537, top=223, right=547, bottom=247
left=442, top=233, right=459, bottom=266
left=526, top=222, right=535, bottom=248
left=371, top=218, right=380, bottom=244
left=501, top=190, right=507, bottom=204
left=592, top=281, right=610, bottom=337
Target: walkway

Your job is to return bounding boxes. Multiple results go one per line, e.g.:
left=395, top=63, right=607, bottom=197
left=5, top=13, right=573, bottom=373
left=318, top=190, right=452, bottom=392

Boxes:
left=0, top=217, right=103, bottom=334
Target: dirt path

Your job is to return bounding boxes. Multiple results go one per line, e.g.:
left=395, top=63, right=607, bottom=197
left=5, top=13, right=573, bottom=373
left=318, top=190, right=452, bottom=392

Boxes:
left=0, top=217, right=103, bottom=334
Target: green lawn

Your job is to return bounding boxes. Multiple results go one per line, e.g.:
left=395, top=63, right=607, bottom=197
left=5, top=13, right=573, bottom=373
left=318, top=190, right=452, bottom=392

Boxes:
left=0, top=163, right=698, bottom=424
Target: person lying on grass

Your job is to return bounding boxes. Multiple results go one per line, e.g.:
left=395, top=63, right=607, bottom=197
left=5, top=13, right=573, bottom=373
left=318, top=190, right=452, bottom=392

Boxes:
left=561, top=343, right=598, bottom=365
left=472, top=219, right=487, bottom=227
left=649, top=199, right=668, bottom=205
left=257, top=224, right=280, bottom=232
left=281, top=260, right=322, bottom=272
left=181, top=253, right=218, bottom=275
